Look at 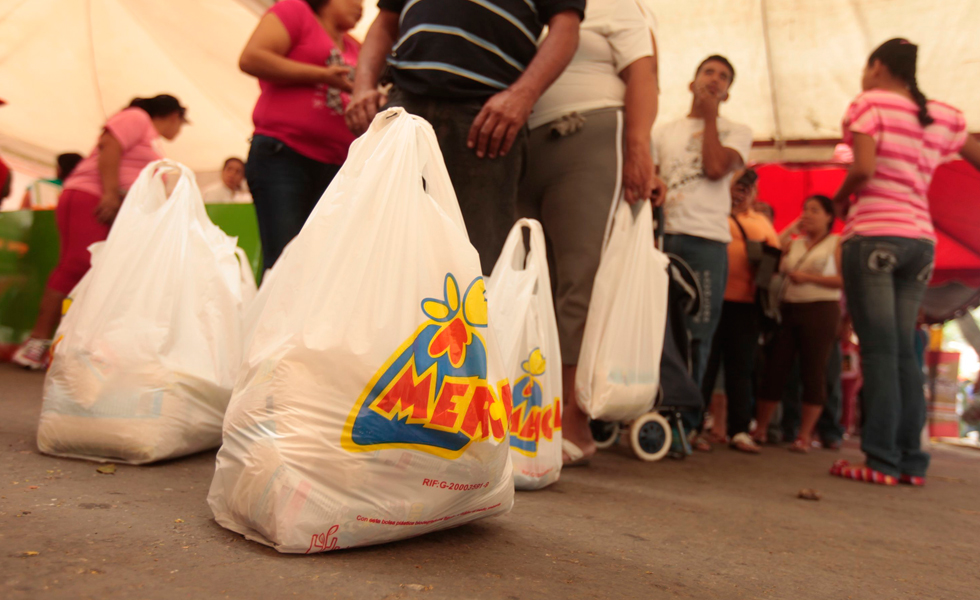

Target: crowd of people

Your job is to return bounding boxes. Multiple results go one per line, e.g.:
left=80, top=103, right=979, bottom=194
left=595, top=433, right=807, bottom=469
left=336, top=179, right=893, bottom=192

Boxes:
left=10, top=0, right=980, bottom=488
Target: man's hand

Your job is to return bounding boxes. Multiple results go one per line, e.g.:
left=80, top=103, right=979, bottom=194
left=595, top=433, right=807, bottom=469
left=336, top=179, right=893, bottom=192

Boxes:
left=650, top=174, right=667, bottom=207
left=94, top=192, right=121, bottom=226
left=623, top=143, right=654, bottom=205
left=693, top=83, right=722, bottom=121
left=345, top=88, right=386, bottom=136
left=467, top=86, right=536, bottom=159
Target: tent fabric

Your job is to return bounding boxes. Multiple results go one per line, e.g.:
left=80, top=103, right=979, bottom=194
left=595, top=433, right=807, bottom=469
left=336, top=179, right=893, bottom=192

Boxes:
left=0, top=0, right=262, bottom=175
left=755, top=161, right=980, bottom=289
left=354, top=0, right=980, bottom=144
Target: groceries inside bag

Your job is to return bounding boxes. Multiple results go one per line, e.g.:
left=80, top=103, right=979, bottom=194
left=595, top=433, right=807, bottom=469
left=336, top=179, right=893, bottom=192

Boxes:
left=487, top=219, right=562, bottom=490
left=207, top=109, right=515, bottom=553
left=575, top=200, right=670, bottom=422
left=38, top=160, right=256, bottom=464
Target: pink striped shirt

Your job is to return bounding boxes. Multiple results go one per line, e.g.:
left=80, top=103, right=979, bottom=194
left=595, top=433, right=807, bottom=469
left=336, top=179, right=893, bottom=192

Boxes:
left=841, top=90, right=968, bottom=242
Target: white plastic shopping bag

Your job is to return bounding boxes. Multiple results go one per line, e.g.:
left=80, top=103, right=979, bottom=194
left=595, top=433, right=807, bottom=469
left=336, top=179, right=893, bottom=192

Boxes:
left=207, top=108, right=514, bottom=554
left=575, top=200, right=670, bottom=421
left=487, top=219, right=562, bottom=490
left=38, top=160, right=257, bottom=464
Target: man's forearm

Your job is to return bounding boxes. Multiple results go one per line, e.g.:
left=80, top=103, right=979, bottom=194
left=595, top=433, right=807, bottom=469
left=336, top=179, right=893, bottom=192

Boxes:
left=353, top=12, right=399, bottom=95
left=701, top=117, right=733, bottom=180
left=507, top=12, right=580, bottom=101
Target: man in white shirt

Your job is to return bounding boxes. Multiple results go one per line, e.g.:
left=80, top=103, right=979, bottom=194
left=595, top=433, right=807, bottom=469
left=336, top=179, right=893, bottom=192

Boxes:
left=203, top=157, right=251, bottom=204
left=653, top=55, right=753, bottom=438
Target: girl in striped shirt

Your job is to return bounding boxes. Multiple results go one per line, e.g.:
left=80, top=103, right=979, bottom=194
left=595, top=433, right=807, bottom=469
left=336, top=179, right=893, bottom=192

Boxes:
left=831, top=38, right=980, bottom=486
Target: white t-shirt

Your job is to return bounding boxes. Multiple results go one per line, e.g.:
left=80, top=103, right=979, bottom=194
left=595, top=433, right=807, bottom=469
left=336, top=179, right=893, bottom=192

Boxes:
left=528, top=0, right=655, bottom=130
left=203, top=183, right=252, bottom=204
left=653, top=116, right=753, bottom=243
left=782, top=235, right=842, bottom=303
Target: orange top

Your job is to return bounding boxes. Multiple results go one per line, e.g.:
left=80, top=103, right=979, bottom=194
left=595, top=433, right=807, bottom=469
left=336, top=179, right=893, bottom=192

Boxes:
left=725, top=209, right=780, bottom=303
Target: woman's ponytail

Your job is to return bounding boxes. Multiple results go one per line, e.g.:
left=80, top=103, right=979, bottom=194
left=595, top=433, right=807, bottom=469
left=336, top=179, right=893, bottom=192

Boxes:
left=868, top=38, right=933, bottom=127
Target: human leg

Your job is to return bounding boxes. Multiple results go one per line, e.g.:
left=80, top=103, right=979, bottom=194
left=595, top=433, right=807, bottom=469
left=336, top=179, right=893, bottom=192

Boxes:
left=795, top=301, right=841, bottom=447
left=842, top=237, right=902, bottom=478
left=245, top=135, right=319, bottom=271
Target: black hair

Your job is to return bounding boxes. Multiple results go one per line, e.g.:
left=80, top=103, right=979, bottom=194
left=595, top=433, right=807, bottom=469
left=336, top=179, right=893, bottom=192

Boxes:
left=868, top=38, right=933, bottom=126
left=303, top=0, right=330, bottom=11
left=223, top=157, right=245, bottom=170
left=56, top=153, right=83, bottom=181
left=805, top=194, right=836, bottom=233
left=696, top=55, right=736, bottom=85
left=128, top=94, right=186, bottom=120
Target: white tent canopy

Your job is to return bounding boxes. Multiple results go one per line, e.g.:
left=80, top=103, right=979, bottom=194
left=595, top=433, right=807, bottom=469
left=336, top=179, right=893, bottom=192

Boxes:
left=1, top=0, right=978, bottom=185
left=0, top=0, right=263, bottom=177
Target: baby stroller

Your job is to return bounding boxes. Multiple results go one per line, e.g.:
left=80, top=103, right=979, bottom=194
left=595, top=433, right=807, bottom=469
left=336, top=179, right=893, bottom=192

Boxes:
left=589, top=207, right=704, bottom=461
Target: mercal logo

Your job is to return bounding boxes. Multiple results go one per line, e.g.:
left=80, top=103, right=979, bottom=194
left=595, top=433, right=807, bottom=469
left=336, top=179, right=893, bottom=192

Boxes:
left=509, top=348, right=561, bottom=457
left=341, top=274, right=512, bottom=459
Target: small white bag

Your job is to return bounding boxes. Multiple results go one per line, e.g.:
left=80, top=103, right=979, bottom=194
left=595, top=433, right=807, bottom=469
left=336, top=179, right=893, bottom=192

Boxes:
left=207, top=109, right=514, bottom=553
left=38, top=160, right=256, bottom=464
left=487, top=219, right=562, bottom=490
left=575, top=200, right=670, bottom=422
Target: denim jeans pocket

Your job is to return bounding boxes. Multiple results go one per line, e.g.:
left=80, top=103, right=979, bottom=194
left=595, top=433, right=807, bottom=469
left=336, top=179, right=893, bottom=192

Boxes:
left=249, top=135, right=286, bottom=159
left=860, top=239, right=901, bottom=275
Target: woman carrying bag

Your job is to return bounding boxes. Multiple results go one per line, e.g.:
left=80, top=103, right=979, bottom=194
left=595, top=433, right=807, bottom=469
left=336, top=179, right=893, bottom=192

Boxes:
left=753, top=195, right=842, bottom=452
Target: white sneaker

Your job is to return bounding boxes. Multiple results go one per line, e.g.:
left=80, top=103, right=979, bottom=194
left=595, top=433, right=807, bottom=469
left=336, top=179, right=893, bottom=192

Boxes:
left=11, top=338, right=52, bottom=370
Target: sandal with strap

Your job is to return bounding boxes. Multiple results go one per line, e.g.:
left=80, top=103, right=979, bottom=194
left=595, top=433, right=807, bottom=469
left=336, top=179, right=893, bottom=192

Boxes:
left=689, top=433, right=714, bottom=453
left=729, top=432, right=761, bottom=454
left=789, top=439, right=810, bottom=454
left=829, top=460, right=898, bottom=486
left=562, top=438, right=592, bottom=468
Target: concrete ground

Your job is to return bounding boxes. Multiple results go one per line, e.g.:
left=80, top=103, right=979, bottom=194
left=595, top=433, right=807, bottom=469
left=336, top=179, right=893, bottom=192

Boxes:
left=2, top=365, right=979, bottom=600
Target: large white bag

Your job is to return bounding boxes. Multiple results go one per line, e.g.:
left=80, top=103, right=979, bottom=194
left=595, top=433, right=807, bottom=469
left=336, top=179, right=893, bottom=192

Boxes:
left=207, top=108, right=514, bottom=554
left=487, top=219, right=562, bottom=490
left=38, top=160, right=256, bottom=464
left=575, top=200, right=670, bottom=422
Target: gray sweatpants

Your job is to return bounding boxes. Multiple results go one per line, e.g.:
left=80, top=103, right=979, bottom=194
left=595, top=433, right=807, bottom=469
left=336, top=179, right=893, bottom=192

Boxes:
left=517, top=107, right=623, bottom=365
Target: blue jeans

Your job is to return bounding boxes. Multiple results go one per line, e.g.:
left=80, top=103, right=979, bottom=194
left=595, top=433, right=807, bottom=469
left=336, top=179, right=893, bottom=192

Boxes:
left=664, top=234, right=728, bottom=431
left=842, top=236, right=935, bottom=478
left=246, top=134, right=342, bottom=272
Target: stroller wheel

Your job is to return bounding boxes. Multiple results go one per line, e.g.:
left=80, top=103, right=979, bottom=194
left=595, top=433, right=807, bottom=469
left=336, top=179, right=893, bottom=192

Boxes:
left=590, top=420, right=620, bottom=449
left=629, top=412, right=672, bottom=462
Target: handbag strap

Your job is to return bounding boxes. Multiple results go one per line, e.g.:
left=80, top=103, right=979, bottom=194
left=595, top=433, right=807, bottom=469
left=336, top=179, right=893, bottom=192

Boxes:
left=730, top=214, right=752, bottom=242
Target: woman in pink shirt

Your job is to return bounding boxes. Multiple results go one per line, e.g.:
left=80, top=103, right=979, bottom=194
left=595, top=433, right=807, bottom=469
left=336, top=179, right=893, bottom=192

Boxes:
left=830, top=39, right=980, bottom=486
left=239, top=0, right=362, bottom=271
left=12, top=95, right=188, bottom=370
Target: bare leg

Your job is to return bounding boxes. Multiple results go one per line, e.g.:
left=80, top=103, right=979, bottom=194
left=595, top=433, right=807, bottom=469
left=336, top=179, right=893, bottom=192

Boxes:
left=797, top=404, right=824, bottom=446
left=561, top=365, right=596, bottom=463
left=753, top=400, right=780, bottom=442
left=30, top=287, right=66, bottom=340
left=708, top=391, right=728, bottom=442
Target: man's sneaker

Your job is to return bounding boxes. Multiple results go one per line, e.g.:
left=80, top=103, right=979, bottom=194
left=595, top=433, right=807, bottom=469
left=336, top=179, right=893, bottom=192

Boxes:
left=11, top=338, right=52, bottom=370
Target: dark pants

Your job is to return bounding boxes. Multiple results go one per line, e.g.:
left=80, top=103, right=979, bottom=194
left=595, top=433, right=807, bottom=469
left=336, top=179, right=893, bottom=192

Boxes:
left=842, top=236, right=935, bottom=478
left=386, top=88, right=527, bottom=275
left=781, top=342, right=844, bottom=444
left=663, top=234, right=728, bottom=432
left=702, top=301, right=761, bottom=437
left=760, top=301, right=841, bottom=409
left=246, top=134, right=341, bottom=272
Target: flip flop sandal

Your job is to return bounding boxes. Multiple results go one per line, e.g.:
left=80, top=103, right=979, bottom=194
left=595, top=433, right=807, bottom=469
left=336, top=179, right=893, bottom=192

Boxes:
left=900, top=474, right=926, bottom=487
left=729, top=432, right=761, bottom=454
left=789, top=439, right=810, bottom=454
left=562, top=438, right=592, bottom=468
left=690, top=434, right=714, bottom=453
left=830, top=461, right=898, bottom=486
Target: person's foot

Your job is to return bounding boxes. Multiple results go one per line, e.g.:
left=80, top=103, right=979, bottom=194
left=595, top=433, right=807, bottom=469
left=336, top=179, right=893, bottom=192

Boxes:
left=11, top=338, right=52, bottom=370
left=829, top=460, right=898, bottom=486
left=899, top=474, right=926, bottom=487
left=689, top=432, right=713, bottom=453
left=789, top=438, right=810, bottom=454
left=730, top=432, right=761, bottom=454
